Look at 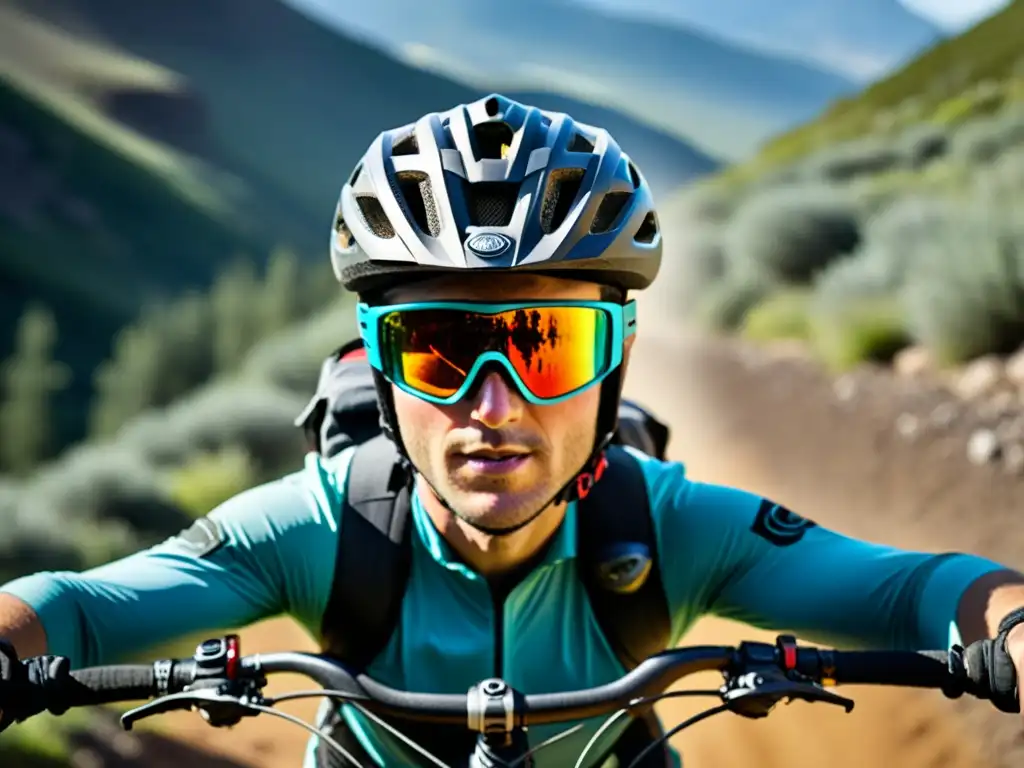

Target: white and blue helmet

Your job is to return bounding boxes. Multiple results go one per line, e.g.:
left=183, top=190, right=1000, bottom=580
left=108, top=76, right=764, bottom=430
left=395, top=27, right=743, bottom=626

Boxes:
left=331, top=93, right=663, bottom=295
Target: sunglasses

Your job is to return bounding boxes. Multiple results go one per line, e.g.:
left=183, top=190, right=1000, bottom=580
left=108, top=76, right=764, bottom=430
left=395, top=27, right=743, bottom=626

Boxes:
left=358, top=299, right=637, bottom=405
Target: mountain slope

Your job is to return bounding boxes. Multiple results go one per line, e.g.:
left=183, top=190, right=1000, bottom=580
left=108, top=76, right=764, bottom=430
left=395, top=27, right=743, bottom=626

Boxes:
left=565, top=0, right=942, bottom=80
left=728, top=0, right=1024, bottom=177
left=2, top=0, right=717, bottom=448
left=287, top=0, right=857, bottom=159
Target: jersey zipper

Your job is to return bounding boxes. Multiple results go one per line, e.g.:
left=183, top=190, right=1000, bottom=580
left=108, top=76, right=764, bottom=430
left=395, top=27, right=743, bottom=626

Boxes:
left=492, top=591, right=505, bottom=677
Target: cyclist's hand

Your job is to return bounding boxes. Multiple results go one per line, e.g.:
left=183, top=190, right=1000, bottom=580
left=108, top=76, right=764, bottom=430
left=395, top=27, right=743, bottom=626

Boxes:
left=0, top=640, right=74, bottom=731
left=0, top=639, right=27, bottom=732
left=1006, top=624, right=1024, bottom=717
left=962, top=624, right=1023, bottom=714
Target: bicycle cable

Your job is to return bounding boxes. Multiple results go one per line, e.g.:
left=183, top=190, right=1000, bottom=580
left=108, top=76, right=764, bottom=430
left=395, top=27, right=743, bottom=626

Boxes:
left=573, top=689, right=722, bottom=768
left=625, top=703, right=732, bottom=768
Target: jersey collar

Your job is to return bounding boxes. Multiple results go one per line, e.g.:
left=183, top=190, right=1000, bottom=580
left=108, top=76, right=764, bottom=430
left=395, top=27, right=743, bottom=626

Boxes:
left=410, top=484, right=579, bottom=580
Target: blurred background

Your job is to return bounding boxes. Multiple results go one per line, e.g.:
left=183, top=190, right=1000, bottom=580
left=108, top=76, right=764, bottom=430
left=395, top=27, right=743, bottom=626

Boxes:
left=1, top=0, right=1023, bottom=765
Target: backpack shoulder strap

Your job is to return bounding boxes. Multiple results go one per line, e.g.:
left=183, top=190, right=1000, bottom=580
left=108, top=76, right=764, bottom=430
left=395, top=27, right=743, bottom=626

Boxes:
left=576, top=446, right=671, bottom=670
left=320, top=434, right=413, bottom=670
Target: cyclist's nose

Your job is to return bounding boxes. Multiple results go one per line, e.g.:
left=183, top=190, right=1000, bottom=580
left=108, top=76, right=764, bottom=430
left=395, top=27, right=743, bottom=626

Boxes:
left=469, top=371, right=523, bottom=429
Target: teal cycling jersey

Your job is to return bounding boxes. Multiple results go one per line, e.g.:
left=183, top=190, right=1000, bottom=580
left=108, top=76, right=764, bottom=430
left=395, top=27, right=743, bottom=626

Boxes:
left=1, top=447, right=1003, bottom=766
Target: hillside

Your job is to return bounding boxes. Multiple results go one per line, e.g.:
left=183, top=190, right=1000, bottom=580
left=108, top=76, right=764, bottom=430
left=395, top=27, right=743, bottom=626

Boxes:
left=665, top=0, right=1024, bottom=383
left=287, top=0, right=857, bottom=159
left=718, top=0, right=1024, bottom=182
left=1, top=0, right=718, bottom=449
left=566, top=0, right=942, bottom=80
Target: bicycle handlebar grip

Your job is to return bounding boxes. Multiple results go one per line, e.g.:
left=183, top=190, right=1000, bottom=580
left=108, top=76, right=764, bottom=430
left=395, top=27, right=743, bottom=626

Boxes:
left=63, top=664, right=194, bottom=707
left=831, top=650, right=950, bottom=688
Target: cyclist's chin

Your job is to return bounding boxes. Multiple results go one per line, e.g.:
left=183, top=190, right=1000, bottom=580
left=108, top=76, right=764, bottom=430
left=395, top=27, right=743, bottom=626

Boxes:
left=443, top=464, right=556, bottom=530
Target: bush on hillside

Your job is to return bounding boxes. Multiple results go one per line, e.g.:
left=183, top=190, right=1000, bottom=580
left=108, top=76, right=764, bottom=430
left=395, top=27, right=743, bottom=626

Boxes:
left=116, top=381, right=308, bottom=477
left=974, top=144, right=1024, bottom=200
left=694, top=278, right=770, bottom=333
left=18, top=443, right=187, bottom=539
left=896, top=123, right=949, bottom=168
left=809, top=257, right=911, bottom=370
left=901, top=204, right=1024, bottom=363
left=725, top=185, right=862, bottom=286
left=950, top=107, right=1024, bottom=164
left=855, top=195, right=958, bottom=288
left=243, top=298, right=356, bottom=395
left=169, top=445, right=258, bottom=518
left=803, top=136, right=906, bottom=182
left=672, top=184, right=740, bottom=225
left=740, top=290, right=812, bottom=343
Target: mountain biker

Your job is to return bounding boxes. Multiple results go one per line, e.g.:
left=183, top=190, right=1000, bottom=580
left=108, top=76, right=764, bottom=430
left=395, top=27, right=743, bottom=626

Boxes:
left=2, top=93, right=1024, bottom=767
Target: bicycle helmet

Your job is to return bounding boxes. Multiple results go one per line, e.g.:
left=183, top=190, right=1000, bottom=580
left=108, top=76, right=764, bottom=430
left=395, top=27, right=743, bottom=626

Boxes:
left=330, top=93, right=662, bottom=296
left=330, top=93, right=664, bottom=532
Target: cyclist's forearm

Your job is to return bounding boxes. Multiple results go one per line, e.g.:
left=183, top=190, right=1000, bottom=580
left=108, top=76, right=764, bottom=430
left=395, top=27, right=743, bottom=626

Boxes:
left=0, top=592, right=47, bottom=658
left=955, top=568, right=1024, bottom=645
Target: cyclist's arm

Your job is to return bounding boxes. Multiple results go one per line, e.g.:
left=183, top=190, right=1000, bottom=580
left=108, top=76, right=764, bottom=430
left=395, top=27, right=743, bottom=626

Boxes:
left=0, top=452, right=346, bottom=668
left=638, top=451, right=1009, bottom=650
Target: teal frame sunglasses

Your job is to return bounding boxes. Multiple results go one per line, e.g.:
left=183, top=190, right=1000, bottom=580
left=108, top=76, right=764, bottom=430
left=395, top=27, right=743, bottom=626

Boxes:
left=357, top=299, right=638, bottom=406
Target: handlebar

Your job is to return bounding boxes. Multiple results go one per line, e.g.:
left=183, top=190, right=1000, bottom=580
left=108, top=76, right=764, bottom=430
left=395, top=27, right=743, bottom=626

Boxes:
left=55, top=634, right=968, bottom=728
left=9, top=634, right=1003, bottom=768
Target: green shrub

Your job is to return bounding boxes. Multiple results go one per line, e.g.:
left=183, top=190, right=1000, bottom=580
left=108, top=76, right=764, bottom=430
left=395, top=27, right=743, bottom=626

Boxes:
left=21, top=444, right=189, bottom=538
left=672, top=183, right=740, bottom=225
left=693, top=279, right=770, bottom=333
left=973, top=144, right=1024, bottom=201
left=116, top=380, right=308, bottom=476
left=740, top=290, right=812, bottom=343
left=725, top=185, right=862, bottom=286
left=243, top=298, right=356, bottom=395
left=802, top=137, right=906, bottom=182
left=810, top=295, right=910, bottom=371
left=169, top=445, right=258, bottom=518
left=896, top=123, right=949, bottom=168
left=855, top=196, right=957, bottom=288
left=901, top=204, right=1024, bottom=363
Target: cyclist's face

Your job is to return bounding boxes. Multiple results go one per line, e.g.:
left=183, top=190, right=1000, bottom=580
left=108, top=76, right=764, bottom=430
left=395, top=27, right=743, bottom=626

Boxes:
left=387, top=274, right=625, bottom=531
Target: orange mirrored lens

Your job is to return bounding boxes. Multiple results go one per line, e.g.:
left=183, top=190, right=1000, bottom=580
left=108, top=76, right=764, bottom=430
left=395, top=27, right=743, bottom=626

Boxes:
left=380, top=306, right=609, bottom=400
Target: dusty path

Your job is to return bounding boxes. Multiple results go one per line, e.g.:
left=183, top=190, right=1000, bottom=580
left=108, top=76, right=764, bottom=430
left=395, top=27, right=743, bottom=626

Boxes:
left=625, top=330, right=989, bottom=768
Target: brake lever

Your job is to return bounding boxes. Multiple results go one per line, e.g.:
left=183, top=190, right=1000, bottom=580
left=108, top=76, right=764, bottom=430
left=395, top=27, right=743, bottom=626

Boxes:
left=721, top=670, right=855, bottom=719
left=121, top=687, right=262, bottom=730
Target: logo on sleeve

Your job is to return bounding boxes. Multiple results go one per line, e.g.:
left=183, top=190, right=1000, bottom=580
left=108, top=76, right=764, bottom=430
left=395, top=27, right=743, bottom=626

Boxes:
left=171, top=516, right=226, bottom=558
left=751, top=499, right=816, bottom=546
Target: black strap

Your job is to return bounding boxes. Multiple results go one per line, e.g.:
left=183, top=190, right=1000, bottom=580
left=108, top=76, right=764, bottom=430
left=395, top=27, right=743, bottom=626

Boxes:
left=319, top=434, right=413, bottom=670
left=577, top=447, right=671, bottom=670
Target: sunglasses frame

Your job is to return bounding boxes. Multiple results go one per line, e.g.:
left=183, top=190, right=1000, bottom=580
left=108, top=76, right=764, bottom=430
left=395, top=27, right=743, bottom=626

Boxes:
left=357, top=299, right=637, bottom=405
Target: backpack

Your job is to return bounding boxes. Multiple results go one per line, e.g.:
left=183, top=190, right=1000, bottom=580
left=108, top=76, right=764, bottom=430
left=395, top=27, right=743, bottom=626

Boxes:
left=295, top=338, right=672, bottom=671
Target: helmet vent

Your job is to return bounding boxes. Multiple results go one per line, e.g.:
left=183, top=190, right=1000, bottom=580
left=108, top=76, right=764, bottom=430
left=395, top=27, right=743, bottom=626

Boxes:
left=356, top=196, right=396, bottom=239
left=333, top=213, right=355, bottom=249
left=466, top=181, right=518, bottom=227
left=540, top=167, right=585, bottom=234
left=392, top=130, right=419, bottom=156
left=628, top=161, right=641, bottom=189
left=590, top=191, right=631, bottom=234
left=634, top=211, right=659, bottom=244
left=396, top=171, right=441, bottom=236
left=349, top=163, right=363, bottom=185
left=474, top=121, right=515, bottom=160
left=569, top=132, right=595, bottom=153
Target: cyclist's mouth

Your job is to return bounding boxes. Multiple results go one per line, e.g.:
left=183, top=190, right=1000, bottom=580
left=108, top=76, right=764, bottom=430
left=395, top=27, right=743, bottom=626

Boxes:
left=454, top=449, right=532, bottom=474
